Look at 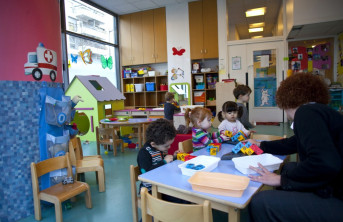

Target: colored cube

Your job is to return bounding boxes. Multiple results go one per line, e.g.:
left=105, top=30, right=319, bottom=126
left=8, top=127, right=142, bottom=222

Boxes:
left=177, top=153, right=189, bottom=161
left=225, top=131, right=233, bottom=137
left=184, top=155, right=197, bottom=161
left=245, top=148, right=254, bottom=155
left=240, top=146, right=248, bottom=154
left=210, top=147, right=217, bottom=156
left=251, top=144, right=264, bottom=155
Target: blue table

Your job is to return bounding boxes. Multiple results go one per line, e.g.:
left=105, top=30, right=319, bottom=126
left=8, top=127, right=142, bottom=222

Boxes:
left=138, top=143, right=285, bottom=222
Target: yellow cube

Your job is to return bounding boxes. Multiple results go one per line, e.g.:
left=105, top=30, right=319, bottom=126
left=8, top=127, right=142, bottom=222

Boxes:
left=225, top=131, right=233, bottom=137
left=237, top=135, right=245, bottom=141
left=245, top=148, right=254, bottom=155
left=240, top=146, right=247, bottom=154
left=177, top=153, right=189, bottom=161
left=210, top=148, right=217, bottom=156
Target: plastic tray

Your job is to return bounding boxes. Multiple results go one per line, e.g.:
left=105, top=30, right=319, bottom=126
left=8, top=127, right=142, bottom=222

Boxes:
left=232, top=153, right=283, bottom=174
left=178, top=155, right=220, bottom=176
left=188, top=172, right=250, bottom=197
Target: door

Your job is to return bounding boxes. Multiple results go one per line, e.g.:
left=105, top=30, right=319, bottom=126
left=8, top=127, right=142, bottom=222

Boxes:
left=246, top=41, right=284, bottom=122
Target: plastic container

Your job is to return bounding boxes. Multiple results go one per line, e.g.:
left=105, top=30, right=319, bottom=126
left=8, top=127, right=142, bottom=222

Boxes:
left=160, top=84, right=168, bottom=91
left=134, top=84, right=144, bottom=92
left=148, top=71, right=159, bottom=76
left=178, top=155, right=220, bottom=176
left=188, top=172, right=250, bottom=197
left=146, top=82, right=155, bottom=91
left=196, top=84, right=205, bottom=90
left=232, top=153, right=283, bottom=174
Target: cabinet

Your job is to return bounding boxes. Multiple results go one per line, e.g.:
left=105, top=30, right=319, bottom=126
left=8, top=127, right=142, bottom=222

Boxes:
left=192, top=72, right=219, bottom=113
left=119, top=12, right=143, bottom=66
left=122, top=75, right=168, bottom=108
left=189, top=0, right=218, bottom=60
left=142, top=8, right=167, bottom=64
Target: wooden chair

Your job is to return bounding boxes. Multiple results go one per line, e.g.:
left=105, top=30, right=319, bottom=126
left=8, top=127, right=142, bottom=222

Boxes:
left=178, top=139, right=193, bottom=153
left=31, top=153, right=92, bottom=222
left=250, top=133, right=286, bottom=141
left=96, top=126, right=124, bottom=156
left=69, top=137, right=106, bottom=192
left=140, top=187, right=212, bottom=222
left=130, top=165, right=142, bottom=222
left=69, top=136, right=101, bottom=161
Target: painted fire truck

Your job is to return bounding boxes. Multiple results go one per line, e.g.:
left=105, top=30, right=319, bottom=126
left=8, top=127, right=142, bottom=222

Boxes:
left=24, top=43, right=57, bottom=81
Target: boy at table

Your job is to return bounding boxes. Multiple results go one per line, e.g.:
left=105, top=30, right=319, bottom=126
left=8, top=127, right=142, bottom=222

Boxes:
left=137, top=118, right=189, bottom=203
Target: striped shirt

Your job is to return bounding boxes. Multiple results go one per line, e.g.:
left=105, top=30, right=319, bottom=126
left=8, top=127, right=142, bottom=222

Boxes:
left=137, top=142, right=166, bottom=191
left=192, top=127, right=224, bottom=151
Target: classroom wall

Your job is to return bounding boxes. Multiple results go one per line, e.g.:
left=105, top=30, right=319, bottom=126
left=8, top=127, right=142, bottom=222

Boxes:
left=0, top=0, right=63, bottom=83
left=0, top=0, right=63, bottom=221
left=166, top=3, right=192, bottom=87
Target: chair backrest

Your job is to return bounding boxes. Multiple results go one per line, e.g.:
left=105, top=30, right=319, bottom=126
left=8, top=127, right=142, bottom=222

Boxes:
left=178, top=139, right=193, bottom=153
left=250, top=133, right=286, bottom=141
left=130, top=165, right=141, bottom=222
left=31, top=153, right=72, bottom=191
left=140, top=187, right=212, bottom=222
left=96, top=127, right=117, bottom=142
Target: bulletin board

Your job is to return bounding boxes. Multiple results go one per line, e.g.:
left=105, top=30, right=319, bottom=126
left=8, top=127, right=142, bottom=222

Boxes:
left=288, top=38, right=334, bottom=81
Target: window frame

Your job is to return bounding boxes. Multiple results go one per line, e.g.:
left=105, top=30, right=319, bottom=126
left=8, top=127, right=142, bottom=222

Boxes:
left=60, top=0, right=120, bottom=90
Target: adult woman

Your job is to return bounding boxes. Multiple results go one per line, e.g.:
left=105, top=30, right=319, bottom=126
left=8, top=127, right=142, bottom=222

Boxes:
left=247, top=73, right=343, bottom=222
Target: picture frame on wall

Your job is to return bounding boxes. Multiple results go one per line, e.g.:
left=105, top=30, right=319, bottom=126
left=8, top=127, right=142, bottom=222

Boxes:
left=232, top=56, right=241, bottom=70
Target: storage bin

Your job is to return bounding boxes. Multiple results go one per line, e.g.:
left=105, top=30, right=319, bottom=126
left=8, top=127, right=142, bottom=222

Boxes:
left=160, top=84, right=168, bottom=91
left=196, top=84, right=205, bottom=90
left=178, top=155, right=220, bottom=176
left=146, top=82, right=155, bottom=91
left=148, top=71, right=159, bottom=76
left=134, top=84, right=144, bottom=92
left=232, top=153, right=283, bottom=174
left=194, top=91, right=205, bottom=105
left=188, top=172, right=250, bottom=197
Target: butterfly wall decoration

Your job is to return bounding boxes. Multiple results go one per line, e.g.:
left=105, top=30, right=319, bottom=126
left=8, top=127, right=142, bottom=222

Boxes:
left=172, top=47, right=185, bottom=56
left=79, top=49, right=93, bottom=64
left=101, top=55, right=113, bottom=69
left=71, top=54, right=78, bottom=63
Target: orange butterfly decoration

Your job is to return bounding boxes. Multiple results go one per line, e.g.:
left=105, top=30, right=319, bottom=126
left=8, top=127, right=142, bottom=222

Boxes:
left=79, top=49, right=93, bottom=64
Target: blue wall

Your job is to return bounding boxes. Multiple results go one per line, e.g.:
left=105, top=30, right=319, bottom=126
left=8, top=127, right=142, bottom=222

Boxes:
left=0, top=81, right=48, bottom=221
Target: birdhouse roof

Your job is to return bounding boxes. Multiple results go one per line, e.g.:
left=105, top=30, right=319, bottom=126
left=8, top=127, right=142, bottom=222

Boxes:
left=72, top=75, right=125, bottom=101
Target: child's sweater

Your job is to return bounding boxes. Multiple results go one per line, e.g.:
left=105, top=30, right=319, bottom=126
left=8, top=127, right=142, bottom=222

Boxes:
left=218, top=119, right=249, bottom=136
left=192, top=127, right=223, bottom=151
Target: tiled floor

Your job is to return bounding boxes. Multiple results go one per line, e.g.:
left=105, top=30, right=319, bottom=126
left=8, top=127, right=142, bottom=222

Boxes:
left=19, top=123, right=294, bottom=222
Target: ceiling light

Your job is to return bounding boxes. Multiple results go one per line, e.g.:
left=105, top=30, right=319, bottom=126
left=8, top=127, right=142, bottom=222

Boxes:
left=252, top=36, right=263, bottom=39
left=245, top=7, right=266, bottom=17
left=249, top=22, right=265, bottom=28
left=249, top=27, right=263, bottom=33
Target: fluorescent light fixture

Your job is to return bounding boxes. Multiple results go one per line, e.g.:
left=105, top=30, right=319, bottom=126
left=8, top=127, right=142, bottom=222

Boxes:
left=249, top=27, right=263, bottom=33
left=249, top=22, right=265, bottom=28
left=252, top=36, right=263, bottom=39
left=246, top=7, right=266, bottom=17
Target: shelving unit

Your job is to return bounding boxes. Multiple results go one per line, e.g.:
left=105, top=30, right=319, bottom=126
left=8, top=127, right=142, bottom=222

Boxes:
left=122, top=75, right=168, bottom=108
left=192, top=71, right=219, bottom=113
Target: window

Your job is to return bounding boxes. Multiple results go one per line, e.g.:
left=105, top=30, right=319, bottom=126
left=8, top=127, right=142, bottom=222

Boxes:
left=61, top=0, right=119, bottom=88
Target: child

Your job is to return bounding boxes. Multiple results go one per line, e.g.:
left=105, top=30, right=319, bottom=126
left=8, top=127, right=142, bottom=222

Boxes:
left=218, top=101, right=250, bottom=137
left=185, top=107, right=227, bottom=151
left=137, top=118, right=176, bottom=192
left=233, top=84, right=254, bottom=129
left=164, top=92, right=180, bottom=122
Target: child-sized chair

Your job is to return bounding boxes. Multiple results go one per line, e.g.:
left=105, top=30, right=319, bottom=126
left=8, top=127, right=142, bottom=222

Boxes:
left=140, top=187, right=213, bottom=222
left=178, top=139, right=193, bottom=153
left=30, top=153, right=92, bottom=222
left=96, top=126, right=124, bottom=156
left=69, top=137, right=106, bottom=192
left=130, top=165, right=142, bottom=222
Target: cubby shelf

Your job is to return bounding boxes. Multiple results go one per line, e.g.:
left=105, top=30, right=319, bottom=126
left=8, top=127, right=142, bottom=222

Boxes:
left=122, top=75, right=168, bottom=108
left=192, top=72, right=218, bottom=113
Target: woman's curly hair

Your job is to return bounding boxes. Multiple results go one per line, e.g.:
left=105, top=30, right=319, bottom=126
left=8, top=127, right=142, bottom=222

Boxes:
left=146, top=118, right=176, bottom=145
left=276, top=73, right=330, bottom=109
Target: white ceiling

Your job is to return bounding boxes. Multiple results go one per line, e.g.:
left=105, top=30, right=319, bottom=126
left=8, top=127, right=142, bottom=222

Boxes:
left=88, top=0, right=197, bottom=15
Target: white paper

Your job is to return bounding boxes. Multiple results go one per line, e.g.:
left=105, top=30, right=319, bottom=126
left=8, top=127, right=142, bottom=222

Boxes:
left=260, top=55, right=269, bottom=68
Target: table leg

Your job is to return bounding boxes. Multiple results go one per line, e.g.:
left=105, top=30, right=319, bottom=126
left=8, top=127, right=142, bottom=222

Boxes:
left=138, top=124, right=142, bottom=148
left=228, top=207, right=240, bottom=222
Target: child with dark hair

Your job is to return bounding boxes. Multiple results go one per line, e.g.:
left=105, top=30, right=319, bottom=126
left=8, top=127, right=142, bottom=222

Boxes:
left=233, top=84, right=254, bottom=129
left=217, top=101, right=250, bottom=137
left=164, top=92, right=180, bottom=121
left=137, top=118, right=176, bottom=190
left=185, top=107, right=227, bottom=151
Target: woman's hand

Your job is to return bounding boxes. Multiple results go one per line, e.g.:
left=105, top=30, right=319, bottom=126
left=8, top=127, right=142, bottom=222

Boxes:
left=249, top=163, right=281, bottom=186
